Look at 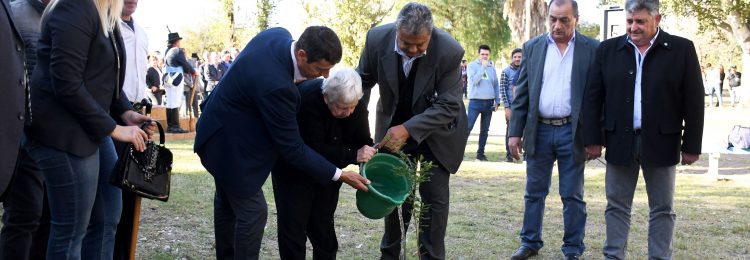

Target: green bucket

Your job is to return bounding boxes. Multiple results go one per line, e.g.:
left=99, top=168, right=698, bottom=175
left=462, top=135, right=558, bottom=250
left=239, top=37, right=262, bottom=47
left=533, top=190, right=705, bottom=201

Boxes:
left=356, top=153, right=412, bottom=219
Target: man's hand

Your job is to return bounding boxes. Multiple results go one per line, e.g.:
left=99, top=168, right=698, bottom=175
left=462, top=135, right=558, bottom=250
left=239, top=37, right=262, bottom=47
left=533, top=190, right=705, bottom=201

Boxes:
left=481, top=59, right=488, bottom=68
left=508, top=137, right=523, bottom=160
left=121, top=110, right=156, bottom=137
left=381, top=125, right=410, bottom=152
left=586, top=145, right=603, bottom=160
left=504, top=108, right=511, bottom=121
left=681, top=152, right=699, bottom=165
left=357, top=145, right=377, bottom=163
left=340, top=171, right=370, bottom=192
left=150, top=86, right=158, bottom=93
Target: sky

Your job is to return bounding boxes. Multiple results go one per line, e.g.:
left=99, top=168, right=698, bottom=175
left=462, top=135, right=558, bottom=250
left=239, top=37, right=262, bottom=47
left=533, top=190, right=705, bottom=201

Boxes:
left=136, top=0, right=611, bottom=53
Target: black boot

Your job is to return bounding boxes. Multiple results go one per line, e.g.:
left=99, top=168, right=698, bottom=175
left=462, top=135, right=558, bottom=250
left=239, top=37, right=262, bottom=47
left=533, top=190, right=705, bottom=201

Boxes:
left=166, top=108, right=187, bottom=133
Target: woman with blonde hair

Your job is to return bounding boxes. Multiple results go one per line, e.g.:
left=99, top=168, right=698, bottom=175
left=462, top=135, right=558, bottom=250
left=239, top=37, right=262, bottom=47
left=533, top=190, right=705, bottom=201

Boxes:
left=26, top=0, right=153, bottom=258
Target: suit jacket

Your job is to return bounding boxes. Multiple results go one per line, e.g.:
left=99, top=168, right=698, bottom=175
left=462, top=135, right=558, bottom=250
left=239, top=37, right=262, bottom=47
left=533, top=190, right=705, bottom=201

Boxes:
left=357, top=23, right=468, bottom=173
left=195, top=28, right=338, bottom=198
left=0, top=0, right=26, bottom=194
left=26, top=0, right=131, bottom=157
left=273, top=79, right=373, bottom=176
left=508, top=32, right=599, bottom=162
left=582, top=30, right=704, bottom=167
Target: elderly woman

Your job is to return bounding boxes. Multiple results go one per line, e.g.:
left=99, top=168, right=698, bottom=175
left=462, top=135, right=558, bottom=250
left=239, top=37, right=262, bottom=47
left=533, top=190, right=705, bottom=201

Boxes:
left=271, top=68, right=376, bottom=259
left=25, top=0, right=152, bottom=258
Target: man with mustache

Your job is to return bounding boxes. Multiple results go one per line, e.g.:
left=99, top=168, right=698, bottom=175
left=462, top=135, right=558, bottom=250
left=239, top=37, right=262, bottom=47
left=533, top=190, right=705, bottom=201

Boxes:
left=508, top=0, right=598, bottom=259
left=583, top=0, right=704, bottom=258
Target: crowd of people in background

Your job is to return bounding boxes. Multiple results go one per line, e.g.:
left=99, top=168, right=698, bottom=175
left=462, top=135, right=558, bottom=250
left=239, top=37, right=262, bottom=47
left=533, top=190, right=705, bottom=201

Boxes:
left=701, top=63, right=742, bottom=107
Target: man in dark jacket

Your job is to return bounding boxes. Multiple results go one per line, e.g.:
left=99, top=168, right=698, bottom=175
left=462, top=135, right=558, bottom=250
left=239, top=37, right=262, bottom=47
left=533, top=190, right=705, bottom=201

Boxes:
left=582, top=0, right=704, bottom=258
left=0, top=0, right=27, bottom=199
left=357, top=3, right=469, bottom=259
left=0, top=1, right=50, bottom=259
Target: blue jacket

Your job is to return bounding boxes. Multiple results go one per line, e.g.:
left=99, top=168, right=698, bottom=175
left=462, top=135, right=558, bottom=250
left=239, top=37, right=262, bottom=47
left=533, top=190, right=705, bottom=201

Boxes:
left=194, top=28, right=337, bottom=198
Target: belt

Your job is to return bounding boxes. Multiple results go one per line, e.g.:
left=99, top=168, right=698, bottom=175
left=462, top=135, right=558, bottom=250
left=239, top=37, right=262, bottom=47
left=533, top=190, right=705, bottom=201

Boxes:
left=634, top=128, right=642, bottom=135
left=538, top=116, right=571, bottom=126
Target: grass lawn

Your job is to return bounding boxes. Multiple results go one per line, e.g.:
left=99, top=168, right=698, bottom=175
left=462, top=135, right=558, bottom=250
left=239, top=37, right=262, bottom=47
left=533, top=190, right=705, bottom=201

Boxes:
left=136, top=138, right=750, bottom=259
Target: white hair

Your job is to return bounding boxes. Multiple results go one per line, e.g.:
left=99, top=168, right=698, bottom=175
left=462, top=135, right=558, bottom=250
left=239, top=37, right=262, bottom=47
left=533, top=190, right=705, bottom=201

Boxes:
left=321, top=68, right=363, bottom=105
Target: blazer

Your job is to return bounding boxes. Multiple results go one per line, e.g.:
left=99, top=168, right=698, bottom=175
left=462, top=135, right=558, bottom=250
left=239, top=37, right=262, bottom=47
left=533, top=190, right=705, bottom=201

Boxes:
left=273, top=79, right=373, bottom=176
left=509, top=32, right=599, bottom=162
left=0, top=0, right=27, bottom=193
left=195, top=27, right=338, bottom=198
left=582, top=30, right=704, bottom=167
left=26, top=0, right=131, bottom=157
left=358, top=23, right=468, bottom=173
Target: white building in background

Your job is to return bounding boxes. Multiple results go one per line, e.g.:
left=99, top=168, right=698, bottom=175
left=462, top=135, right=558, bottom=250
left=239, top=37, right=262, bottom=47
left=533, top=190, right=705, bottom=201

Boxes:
left=601, top=5, right=625, bottom=41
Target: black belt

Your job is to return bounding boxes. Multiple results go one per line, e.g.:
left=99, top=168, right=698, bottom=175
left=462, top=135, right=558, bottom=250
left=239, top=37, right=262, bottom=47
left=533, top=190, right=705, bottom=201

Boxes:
left=538, top=116, right=571, bottom=126
left=634, top=128, right=642, bottom=135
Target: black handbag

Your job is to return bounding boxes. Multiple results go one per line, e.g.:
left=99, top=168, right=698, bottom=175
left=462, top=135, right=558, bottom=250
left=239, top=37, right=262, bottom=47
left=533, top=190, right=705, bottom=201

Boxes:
left=110, top=121, right=173, bottom=201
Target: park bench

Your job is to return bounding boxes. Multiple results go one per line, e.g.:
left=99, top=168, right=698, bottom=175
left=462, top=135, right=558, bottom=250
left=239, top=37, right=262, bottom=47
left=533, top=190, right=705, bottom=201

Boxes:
left=705, top=144, right=750, bottom=180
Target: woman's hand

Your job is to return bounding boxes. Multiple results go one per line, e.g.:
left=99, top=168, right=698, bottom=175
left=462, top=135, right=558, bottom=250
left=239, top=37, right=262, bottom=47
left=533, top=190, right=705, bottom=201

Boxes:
left=111, top=125, right=149, bottom=152
left=121, top=110, right=156, bottom=137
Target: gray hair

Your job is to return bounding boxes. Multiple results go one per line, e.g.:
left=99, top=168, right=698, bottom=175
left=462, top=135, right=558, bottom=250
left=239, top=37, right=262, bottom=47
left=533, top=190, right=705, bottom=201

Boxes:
left=396, top=2, right=434, bottom=35
left=625, top=0, right=660, bottom=17
left=548, top=0, right=579, bottom=17
left=321, top=68, right=363, bottom=105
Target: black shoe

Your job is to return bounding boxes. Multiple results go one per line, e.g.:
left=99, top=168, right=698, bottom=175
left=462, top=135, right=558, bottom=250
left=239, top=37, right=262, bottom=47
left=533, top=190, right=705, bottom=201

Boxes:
left=565, top=253, right=581, bottom=260
left=506, top=157, right=514, bottom=162
left=168, top=127, right=188, bottom=133
left=476, top=154, right=488, bottom=161
left=511, top=246, right=538, bottom=260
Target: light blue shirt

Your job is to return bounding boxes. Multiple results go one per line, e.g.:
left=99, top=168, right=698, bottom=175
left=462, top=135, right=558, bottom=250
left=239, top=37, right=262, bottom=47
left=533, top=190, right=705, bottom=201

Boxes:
left=628, top=29, right=660, bottom=129
left=394, top=37, right=426, bottom=77
left=539, top=33, right=575, bottom=118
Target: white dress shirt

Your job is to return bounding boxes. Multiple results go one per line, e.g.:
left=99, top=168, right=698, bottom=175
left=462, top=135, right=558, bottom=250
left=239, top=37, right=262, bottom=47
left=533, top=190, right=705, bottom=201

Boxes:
left=539, top=33, right=575, bottom=118
left=120, top=18, right=149, bottom=103
left=628, top=29, right=660, bottom=129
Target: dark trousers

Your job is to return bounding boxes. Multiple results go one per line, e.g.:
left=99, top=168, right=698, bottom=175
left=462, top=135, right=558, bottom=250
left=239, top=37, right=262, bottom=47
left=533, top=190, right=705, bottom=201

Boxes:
left=166, top=108, right=180, bottom=130
left=0, top=146, right=49, bottom=260
left=184, top=90, right=200, bottom=118
left=153, top=92, right=163, bottom=106
left=214, top=184, right=267, bottom=260
left=505, top=117, right=512, bottom=160
left=380, top=150, right=451, bottom=260
left=272, top=171, right=342, bottom=260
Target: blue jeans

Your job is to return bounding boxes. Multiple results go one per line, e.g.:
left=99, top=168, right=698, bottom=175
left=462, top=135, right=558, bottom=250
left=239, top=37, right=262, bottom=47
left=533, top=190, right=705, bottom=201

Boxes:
left=520, top=123, right=586, bottom=255
left=467, top=99, right=495, bottom=156
left=25, top=137, right=121, bottom=260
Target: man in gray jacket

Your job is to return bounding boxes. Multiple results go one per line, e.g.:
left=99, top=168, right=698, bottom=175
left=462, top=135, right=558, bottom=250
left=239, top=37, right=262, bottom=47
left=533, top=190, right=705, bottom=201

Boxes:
left=508, top=0, right=599, bottom=259
left=357, top=3, right=468, bottom=259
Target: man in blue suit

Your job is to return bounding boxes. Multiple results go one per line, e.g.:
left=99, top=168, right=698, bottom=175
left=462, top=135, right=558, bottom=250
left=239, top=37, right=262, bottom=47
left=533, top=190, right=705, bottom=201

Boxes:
left=194, top=26, right=370, bottom=259
left=507, top=0, right=599, bottom=259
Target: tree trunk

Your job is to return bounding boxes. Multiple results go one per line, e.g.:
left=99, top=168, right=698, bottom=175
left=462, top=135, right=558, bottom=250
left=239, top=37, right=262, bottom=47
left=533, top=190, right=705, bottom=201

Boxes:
left=722, top=0, right=750, bottom=72
left=504, top=0, right=548, bottom=45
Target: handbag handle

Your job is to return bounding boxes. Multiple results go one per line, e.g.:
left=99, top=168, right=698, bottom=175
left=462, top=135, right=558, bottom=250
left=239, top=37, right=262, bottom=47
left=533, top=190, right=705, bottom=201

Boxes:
left=140, top=121, right=166, bottom=145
